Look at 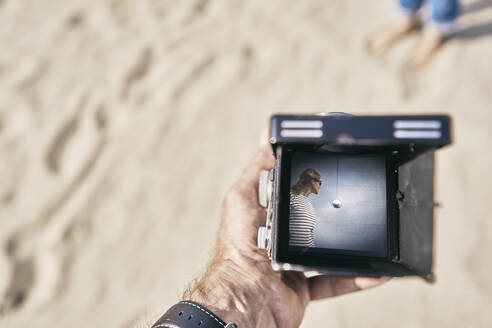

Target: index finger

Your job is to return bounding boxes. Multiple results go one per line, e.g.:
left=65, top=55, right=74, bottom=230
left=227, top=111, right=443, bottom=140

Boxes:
left=308, top=276, right=391, bottom=300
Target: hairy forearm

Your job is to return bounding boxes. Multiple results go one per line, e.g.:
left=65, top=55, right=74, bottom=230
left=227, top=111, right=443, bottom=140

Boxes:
left=182, top=253, right=280, bottom=328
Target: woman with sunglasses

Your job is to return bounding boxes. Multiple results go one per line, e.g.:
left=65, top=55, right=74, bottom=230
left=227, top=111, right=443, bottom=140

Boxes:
left=289, top=169, right=322, bottom=248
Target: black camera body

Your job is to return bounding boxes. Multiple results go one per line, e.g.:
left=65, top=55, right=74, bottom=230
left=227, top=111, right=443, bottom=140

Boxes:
left=257, top=113, right=452, bottom=281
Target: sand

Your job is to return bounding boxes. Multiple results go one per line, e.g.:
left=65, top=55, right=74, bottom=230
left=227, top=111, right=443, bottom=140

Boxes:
left=0, top=0, right=491, bottom=327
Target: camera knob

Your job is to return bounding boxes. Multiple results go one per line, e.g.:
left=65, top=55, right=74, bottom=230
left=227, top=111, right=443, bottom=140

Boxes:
left=258, top=170, right=272, bottom=208
left=257, top=226, right=268, bottom=249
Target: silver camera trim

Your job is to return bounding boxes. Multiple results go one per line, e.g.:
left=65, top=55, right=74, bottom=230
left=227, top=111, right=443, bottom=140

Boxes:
left=257, top=169, right=274, bottom=257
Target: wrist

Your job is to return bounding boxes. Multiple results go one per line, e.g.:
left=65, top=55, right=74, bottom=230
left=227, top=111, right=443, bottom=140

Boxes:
left=183, top=254, right=278, bottom=328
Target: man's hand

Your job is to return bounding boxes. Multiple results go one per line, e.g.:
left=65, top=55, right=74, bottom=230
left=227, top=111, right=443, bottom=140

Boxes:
left=183, top=143, right=390, bottom=328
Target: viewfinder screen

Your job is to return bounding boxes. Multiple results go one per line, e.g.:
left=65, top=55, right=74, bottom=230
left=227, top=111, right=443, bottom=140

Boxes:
left=288, top=152, right=388, bottom=257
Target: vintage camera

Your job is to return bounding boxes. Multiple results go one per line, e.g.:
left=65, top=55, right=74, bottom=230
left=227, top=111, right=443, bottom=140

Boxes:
left=257, top=113, right=452, bottom=281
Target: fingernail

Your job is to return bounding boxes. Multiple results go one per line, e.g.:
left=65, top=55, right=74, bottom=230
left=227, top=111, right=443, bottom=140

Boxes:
left=355, top=276, right=391, bottom=289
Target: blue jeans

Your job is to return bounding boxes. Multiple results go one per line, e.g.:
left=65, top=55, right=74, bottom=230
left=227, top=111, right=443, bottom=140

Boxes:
left=399, top=0, right=460, bottom=33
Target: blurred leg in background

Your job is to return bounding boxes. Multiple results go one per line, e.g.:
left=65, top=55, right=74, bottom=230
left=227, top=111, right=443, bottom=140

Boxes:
left=408, top=0, right=460, bottom=68
left=366, top=0, right=461, bottom=68
left=366, top=0, right=424, bottom=56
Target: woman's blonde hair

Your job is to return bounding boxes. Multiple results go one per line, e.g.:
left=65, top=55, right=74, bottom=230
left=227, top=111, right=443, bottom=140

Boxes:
left=292, top=169, right=320, bottom=194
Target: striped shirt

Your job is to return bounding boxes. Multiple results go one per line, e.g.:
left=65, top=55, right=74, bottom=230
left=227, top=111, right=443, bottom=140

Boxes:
left=289, top=192, right=316, bottom=247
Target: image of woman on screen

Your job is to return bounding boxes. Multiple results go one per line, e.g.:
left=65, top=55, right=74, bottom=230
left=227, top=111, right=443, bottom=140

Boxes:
left=289, top=168, right=322, bottom=248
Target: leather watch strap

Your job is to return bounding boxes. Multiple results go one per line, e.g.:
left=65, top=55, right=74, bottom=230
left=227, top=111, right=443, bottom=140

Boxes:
left=152, top=301, right=237, bottom=328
